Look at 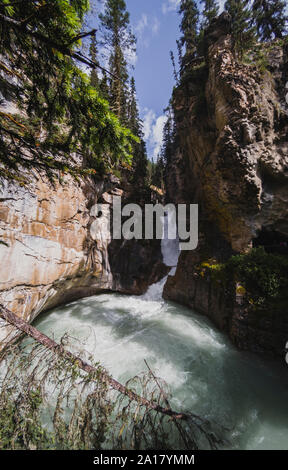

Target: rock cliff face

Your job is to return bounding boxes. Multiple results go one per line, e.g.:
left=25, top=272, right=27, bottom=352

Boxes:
left=164, top=14, right=288, bottom=358
left=0, top=172, right=166, bottom=346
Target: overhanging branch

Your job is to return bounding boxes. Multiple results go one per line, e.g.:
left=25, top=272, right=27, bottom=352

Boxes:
left=0, top=13, right=118, bottom=80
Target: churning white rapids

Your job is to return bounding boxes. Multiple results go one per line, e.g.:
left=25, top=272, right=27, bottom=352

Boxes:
left=34, top=212, right=288, bottom=450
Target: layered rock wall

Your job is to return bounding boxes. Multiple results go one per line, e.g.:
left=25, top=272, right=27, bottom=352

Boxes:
left=164, top=14, right=288, bottom=357
left=0, top=172, right=166, bottom=345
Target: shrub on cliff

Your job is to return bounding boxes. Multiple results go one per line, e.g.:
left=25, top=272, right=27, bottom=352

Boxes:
left=199, top=248, right=288, bottom=311
left=225, top=248, right=288, bottom=310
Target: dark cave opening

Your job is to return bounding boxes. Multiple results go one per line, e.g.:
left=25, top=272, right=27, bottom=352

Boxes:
left=253, top=229, right=288, bottom=255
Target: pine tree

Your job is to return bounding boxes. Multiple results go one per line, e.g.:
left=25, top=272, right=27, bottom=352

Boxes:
left=252, top=0, right=288, bottom=41
left=99, top=0, right=136, bottom=123
left=225, top=0, right=256, bottom=59
left=99, top=71, right=110, bottom=101
left=176, top=39, right=183, bottom=69
left=89, top=31, right=99, bottom=88
left=151, top=155, right=165, bottom=189
left=127, top=77, right=148, bottom=187
left=178, top=0, right=199, bottom=69
left=170, top=51, right=179, bottom=84
left=127, top=78, right=139, bottom=134
left=0, top=0, right=135, bottom=181
left=201, top=0, right=219, bottom=28
left=161, top=108, right=175, bottom=168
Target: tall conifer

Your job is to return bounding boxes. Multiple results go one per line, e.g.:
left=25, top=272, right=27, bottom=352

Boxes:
left=127, top=77, right=148, bottom=187
left=179, top=0, right=199, bottom=56
left=89, top=31, right=99, bottom=88
left=252, top=0, right=288, bottom=40
left=201, top=0, right=219, bottom=28
left=99, top=0, right=136, bottom=123
left=225, top=0, right=256, bottom=58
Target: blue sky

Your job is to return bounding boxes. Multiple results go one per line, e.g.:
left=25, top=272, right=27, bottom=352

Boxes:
left=125, top=0, right=181, bottom=160
left=93, top=0, right=287, bottom=160
left=124, top=0, right=226, bottom=160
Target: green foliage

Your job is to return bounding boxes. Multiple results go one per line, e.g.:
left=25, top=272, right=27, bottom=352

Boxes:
left=201, top=0, right=219, bottom=28
left=161, top=103, right=176, bottom=168
left=252, top=0, right=288, bottom=41
left=150, top=156, right=165, bottom=190
left=89, top=31, right=99, bottom=87
left=225, top=0, right=256, bottom=59
left=99, top=0, right=136, bottom=123
left=0, top=388, right=54, bottom=450
left=201, top=248, right=288, bottom=310
left=242, top=40, right=282, bottom=73
left=178, top=0, right=200, bottom=73
left=127, top=77, right=148, bottom=189
left=0, top=336, right=223, bottom=450
left=224, top=248, right=288, bottom=309
left=0, top=0, right=135, bottom=182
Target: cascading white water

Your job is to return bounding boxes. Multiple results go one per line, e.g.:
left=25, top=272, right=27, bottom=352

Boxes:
left=161, top=210, right=181, bottom=271
left=34, top=211, right=288, bottom=450
left=142, top=210, right=180, bottom=301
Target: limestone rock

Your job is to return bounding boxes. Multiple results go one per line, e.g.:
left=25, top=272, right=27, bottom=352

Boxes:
left=164, top=15, right=288, bottom=358
left=0, top=172, right=165, bottom=346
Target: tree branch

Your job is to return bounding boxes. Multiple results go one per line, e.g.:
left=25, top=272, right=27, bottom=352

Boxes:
left=0, top=304, right=188, bottom=421
left=0, top=13, right=118, bottom=80
left=69, top=28, right=97, bottom=44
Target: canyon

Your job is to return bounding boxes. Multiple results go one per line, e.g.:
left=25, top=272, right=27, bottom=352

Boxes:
left=1, top=14, right=288, bottom=359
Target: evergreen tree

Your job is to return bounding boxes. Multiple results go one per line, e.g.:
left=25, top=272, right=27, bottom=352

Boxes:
left=0, top=0, right=135, bottom=181
left=170, top=50, right=179, bottom=84
left=178, top=0, right=199, bottom=70
left=176, top=39, right=183, bottom=69
left=127, top=77, right=138, bottom=133
left=201, top=0, right=219, bottom=28
left=127, top=77, right=148, bottom=187
left=197, top=0, right=219, bottom=58
left=99, top=0, right=136, bottom=123
left=225, top=0, right=256, bottom=58
left=89, top=31, right=99, bottom=88
left=99, top=71, right=110, bottom=101
left=252, top=0, right=288, bottom=41
left=151, top=155, right=165, bottom=189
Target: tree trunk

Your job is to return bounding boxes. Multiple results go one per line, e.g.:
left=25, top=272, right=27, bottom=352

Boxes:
left=0, top=304, right=188, bottom=421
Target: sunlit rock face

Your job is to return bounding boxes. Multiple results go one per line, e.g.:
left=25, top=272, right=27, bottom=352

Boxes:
left=0, top=174, right=111, bottom=344
left=170, top=17, right=288, bottom=252
left=0, top=172, right=166, bottom=346
left=164, top=14, right=288, bottom=357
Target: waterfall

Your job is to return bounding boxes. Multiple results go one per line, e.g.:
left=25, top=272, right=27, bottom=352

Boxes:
left=142, top=209, right=180, bottom=301
left=35, top=263, right=288, bottom=451
left=161, top=209, right=180, bottom=275
left=34, top=205, right=288, bottom=451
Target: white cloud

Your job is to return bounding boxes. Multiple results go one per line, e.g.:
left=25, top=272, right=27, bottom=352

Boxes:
left=143, top=109, right=156, bottom=141
left=143, top=109, right=168, bottom=159
left=135, top=13, right=160, bottom=48
left=162, top=0, right=180, bottom=15
left=152, top=114, right=168, bottom=158
left=218, top=0, right=225, bottom=12
left=136, top=13, right=148, bottom=37
left=127, top=48, right=138, bottom=67
left=151, top=17, right=160, bottom=35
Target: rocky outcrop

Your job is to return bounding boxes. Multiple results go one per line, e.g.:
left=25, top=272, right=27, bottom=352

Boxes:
left=164, top=248, right=288, bottom=357
left=0, top=172, right=166, bottom=346
left=164, top=14, right=288, bottom=358
left=109, top=238, right=169, bottom=295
